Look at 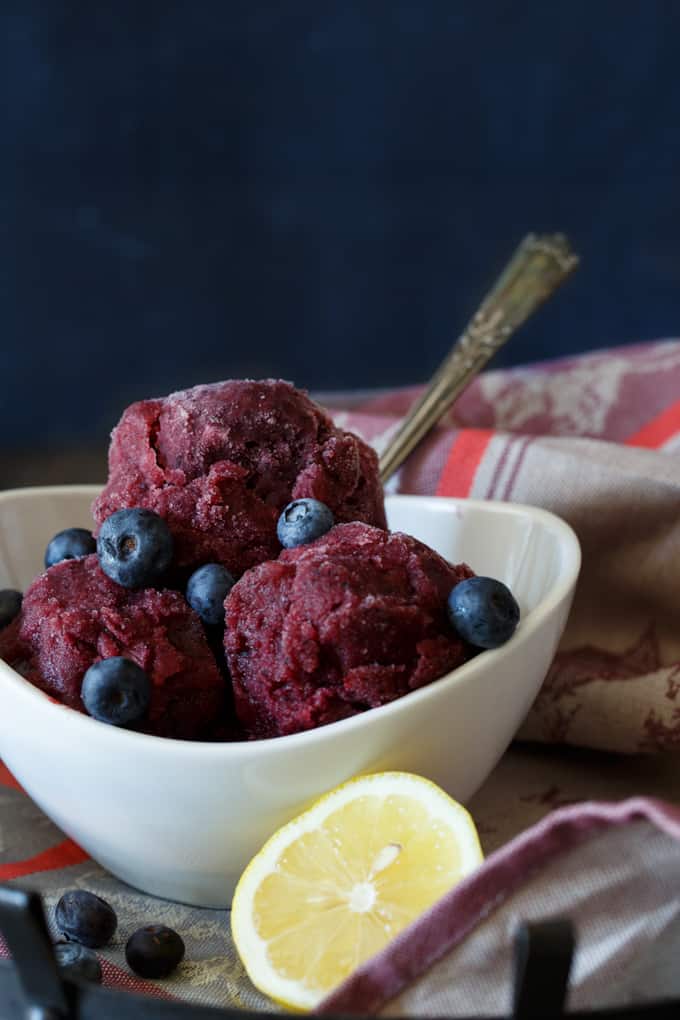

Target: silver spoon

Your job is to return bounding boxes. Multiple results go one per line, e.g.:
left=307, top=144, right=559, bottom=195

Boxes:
left=378, top=233, right=579, bottom=484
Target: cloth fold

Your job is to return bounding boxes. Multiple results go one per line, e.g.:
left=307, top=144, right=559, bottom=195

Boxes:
left=333, top=338, right=680, bottom=753
left=318, top=796, right=680, bottom=1016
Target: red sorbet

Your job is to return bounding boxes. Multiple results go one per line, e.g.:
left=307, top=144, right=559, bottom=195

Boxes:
left=225, top=522, right=474, bottom=739
left=0, top=556, right=225, bottom=740
left=92, top=380, right=386, bottom=577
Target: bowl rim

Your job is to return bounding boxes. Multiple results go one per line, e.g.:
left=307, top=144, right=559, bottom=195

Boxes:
left=0, top=486, right=581, bottom=759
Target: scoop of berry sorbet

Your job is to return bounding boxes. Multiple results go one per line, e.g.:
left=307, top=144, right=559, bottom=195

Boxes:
left=92, top=380, right=386, bottom=577
left=0, top=556, right=225, bottom=740
left=224, top=522, right=474, bottom=739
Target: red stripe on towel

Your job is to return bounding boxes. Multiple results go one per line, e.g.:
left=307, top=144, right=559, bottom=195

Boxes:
left=436, top=429, right=494, bottom=497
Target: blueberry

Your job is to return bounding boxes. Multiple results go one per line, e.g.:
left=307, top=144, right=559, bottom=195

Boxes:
left=0, top=589, right=22, bottom=630
left=125, top=925, right=185, bottom=979
left=97, top=508, right=173, bottom=588
left=45, top=528, right=96, bottom=568
left=447, top=576, right=520, bottom=649
left=55, top=890, right=117, bottom=948
left=54, top=941, right=102, bottom=984
left=81, top=657, right=151, bottom=726
left=277, top=498, right=335, bottom=549
left=186, top=563, right=235, bottom=627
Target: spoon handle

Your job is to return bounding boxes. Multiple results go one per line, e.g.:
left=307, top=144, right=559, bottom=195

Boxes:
left=378, top=233, right=579, bottom=484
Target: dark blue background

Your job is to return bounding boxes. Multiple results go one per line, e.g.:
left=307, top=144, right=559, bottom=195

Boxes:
left=3, top=2, right=679, bottom=446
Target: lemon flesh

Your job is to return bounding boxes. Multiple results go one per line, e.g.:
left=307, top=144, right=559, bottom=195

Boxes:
left=231, top=771, right=483, bottom=1011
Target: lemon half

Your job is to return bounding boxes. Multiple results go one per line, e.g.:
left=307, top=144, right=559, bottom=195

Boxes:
left=231, top=771, right=483, bottom=1011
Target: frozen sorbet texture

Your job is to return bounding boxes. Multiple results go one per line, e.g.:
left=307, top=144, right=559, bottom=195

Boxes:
left=0, top=556, right=225, bottom=739
left=92, top=380, right=386, bottom=577
left=225, top=522, right=474, bottom=738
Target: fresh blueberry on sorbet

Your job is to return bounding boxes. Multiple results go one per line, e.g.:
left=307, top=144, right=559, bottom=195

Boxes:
left=186, top=563, right=235, bottom=627
left=54, top=942, right=103, bottom=983
left=0, top=589, right=22, bottom=630
left=81, top=657, right=151, bottom=726
left=97, top=508, right=173, bottom=588
left=125, top=925, right=185, bottom=978
left=276, top=498, right=335, bottom=549
left=55, top=890, right=117, bottom=949
left=45, top=528, right=96, bottom=568
left=447, top=576, right=520, bottom=649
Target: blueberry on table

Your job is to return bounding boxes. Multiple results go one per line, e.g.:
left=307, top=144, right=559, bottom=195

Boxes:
left=55, top=890, right=117, bottom=948
left=447, top=576, right=520, bottom=649
left=81, top=657, right=151, bottom=726
left=45, top=527, right=96, bottom=568
left=277, top=498, right=335, bottom=549
left=0, top=589, right=22, bottom=630
left=97, top=508, right=173, bottom=588
left=54, top=942, right=102, bottom=984
left=126, top=925, right=185, bottom=979
left=186, top=563, right=236, bottom=627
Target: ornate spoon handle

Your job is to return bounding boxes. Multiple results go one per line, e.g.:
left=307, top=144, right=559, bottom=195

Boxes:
left=378, top=233, right=579, bottom=484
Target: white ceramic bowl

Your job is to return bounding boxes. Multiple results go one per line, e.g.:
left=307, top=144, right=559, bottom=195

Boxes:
left=0, top=486, right=580, bottom=907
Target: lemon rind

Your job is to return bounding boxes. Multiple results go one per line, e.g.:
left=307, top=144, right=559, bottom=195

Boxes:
left=231, top=771, right=483, bottom=1011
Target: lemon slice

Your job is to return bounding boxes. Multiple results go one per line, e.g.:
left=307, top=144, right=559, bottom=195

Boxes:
left=231, top=771, right=483, bottom=1011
